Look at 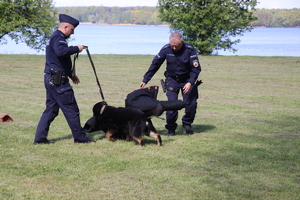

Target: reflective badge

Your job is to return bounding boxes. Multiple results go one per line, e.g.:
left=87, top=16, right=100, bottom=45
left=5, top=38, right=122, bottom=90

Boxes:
left=193, top=60, right=199, bottom=67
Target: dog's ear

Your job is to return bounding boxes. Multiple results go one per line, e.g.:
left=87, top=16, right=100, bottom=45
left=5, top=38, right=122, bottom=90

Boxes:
left=93, top=101, right=108, bottom=116
left=93, top=102, right=102, bottom=115
left=100, top=101, right=108, bottom=106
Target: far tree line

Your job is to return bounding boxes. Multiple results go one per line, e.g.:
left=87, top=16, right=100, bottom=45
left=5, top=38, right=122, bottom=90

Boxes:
left=56, top=6, right=300, bottom=27
left=0, top=0, right=296, bottom=54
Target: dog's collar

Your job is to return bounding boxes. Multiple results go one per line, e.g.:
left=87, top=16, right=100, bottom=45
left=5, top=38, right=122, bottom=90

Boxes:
left=100, top=105, right=106, bottom=115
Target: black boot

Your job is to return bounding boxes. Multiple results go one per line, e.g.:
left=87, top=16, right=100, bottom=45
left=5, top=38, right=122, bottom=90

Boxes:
left=182, top=124, right=194, bottom=134
left=166, top=129, right=176, bottom=136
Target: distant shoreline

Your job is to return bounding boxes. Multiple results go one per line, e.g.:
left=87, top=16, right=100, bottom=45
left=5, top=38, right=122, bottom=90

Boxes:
left=80, top=23, right=299, bottom=28
left=80, top=22, right=169, bottom=27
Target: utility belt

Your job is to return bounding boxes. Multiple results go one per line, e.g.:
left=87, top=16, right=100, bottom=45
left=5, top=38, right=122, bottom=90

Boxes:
left=161, top=71, right=203, bottom=93
left=49, top=69, right=68, bottom=86
left=161, top=72, right=190, bottom=93
left=165, top=71, right=190, bottom=83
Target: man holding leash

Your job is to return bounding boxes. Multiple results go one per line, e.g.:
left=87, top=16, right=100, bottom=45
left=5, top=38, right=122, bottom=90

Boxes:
left=34, top=14, right=93, bottom=144
left=140, top=32, right=201, bottom=136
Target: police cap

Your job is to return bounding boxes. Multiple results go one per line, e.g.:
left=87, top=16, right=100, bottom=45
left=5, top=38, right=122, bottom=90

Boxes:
left=59, top=14, right=79, bottom=28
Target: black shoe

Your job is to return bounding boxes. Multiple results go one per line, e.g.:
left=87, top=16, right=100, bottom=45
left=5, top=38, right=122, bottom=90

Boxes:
left=33, top=140, right=55, bottom=145
left=74, top=139, right=96, bottom=143
left=182, top=124, right=194, bottom=134
left=166, top=130, right=175, bottom=136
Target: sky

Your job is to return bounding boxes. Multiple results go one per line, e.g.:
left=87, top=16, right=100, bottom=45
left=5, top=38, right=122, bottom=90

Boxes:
left=53, top=0, right=300, bottom=9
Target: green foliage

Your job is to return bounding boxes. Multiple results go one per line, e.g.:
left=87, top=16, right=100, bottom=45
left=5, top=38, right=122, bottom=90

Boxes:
left=55, top=6, right=300, bottom=28
left=56, top=6, right=165, bottom=25
left=252, top=8, right=300, bottom=27
left=157, top=0, right=258, bottom=55
left=252, top=9, right=275, bottom=27
left=0, top=0, right=57, bottom=51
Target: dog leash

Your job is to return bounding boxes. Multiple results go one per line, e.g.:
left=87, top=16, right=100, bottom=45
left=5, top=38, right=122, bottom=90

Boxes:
left=82, top=46, right=106, bottom=102
left=72, top=52, right=79, bottom=77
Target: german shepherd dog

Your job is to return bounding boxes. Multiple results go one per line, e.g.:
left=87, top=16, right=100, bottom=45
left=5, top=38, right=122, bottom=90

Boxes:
left=92, top=101, right=163, bottom=146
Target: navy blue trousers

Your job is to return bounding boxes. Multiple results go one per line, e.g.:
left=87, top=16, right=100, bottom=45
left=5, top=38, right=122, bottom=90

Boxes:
left=34, top=74, right=88, bottom=143
left=165, top=77, right=198, bottom=131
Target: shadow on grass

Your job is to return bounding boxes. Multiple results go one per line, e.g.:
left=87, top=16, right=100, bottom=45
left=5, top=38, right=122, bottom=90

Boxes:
left=87, top=130, right=105, bottom=140
left=52, top=135, right=73, bottom=142
left=86, top=130, right=161, bottom=146
left=50, top=124, right=216, bottom=145
left=51, top=131, right=104, bottom=143
left=156, top=124, right=216, bottom=136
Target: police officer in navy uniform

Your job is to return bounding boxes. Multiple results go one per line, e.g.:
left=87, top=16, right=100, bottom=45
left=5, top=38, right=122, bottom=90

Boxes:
left=34, top=14, right=93, bottom=144
left=140, top=32, right=201, bottom=136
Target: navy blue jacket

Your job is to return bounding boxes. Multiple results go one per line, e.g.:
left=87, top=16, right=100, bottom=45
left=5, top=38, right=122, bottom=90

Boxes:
left=142, top=42, right=201, bottom=84
left=44, top=30, right=80, bottom=78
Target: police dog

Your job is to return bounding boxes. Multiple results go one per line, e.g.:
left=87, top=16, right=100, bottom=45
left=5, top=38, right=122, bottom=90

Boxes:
left=92, top=101, right=163, bottom=146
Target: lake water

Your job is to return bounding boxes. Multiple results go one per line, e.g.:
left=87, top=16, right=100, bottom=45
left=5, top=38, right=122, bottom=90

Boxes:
left=1, top=24, right=299, bottom=57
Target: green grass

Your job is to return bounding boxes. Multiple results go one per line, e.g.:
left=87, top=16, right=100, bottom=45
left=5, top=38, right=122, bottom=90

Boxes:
left=0, top=54, right=299, bottom=199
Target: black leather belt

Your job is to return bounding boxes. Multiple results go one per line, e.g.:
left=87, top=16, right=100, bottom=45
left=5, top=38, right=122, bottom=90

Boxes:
left=169, top=74, right=189, bottom=83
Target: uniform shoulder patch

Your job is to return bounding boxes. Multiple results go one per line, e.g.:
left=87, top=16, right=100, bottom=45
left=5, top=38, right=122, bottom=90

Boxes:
left=193, top=60, right=199, bottom=67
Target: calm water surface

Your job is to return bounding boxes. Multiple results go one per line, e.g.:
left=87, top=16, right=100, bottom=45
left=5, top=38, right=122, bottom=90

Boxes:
left=1, top=25, right=299, bottom=57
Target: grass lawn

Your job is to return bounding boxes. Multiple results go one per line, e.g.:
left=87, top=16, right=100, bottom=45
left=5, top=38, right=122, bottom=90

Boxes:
left=0, top=54, right=299, bottom=199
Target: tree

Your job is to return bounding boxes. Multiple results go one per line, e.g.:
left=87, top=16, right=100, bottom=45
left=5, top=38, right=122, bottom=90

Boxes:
left=276, top=9, right=300, bottom=27
left=157, top=0, right=258, bottom=55
left=253, top=9, right=274, bottom=27
left=0, top=0, right=57, bottom=51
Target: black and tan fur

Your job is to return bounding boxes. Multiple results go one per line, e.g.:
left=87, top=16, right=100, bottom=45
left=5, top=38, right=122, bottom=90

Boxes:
left=93, top=101, right=163, bottom=146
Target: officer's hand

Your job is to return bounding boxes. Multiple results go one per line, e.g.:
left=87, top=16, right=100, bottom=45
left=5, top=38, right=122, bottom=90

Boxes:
left=77, top=45, right=85, bottom=52
left=183, top=82, right=192, bottom=94
left=140, top=82, right=146, bottom=89
left=71, top=75, right=80, bottom=85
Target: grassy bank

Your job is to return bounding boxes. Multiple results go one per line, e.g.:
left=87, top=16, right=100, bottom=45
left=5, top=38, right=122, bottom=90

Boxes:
left=0, top=54, right=299, bottom=199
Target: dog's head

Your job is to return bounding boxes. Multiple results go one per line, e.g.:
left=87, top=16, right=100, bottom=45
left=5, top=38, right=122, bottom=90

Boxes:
left=93, top=101, right=108, bottom=117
